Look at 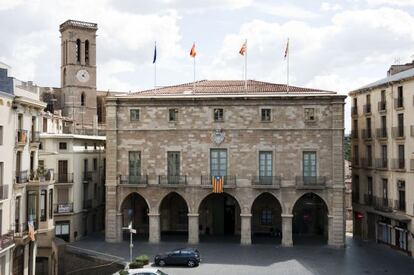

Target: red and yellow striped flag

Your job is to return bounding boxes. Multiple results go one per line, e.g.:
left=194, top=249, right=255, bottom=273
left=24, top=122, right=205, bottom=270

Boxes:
left=239, top=40, right=247, bottom=56
left=190, top=42, right=196, bottom=58
left=212, top=176, right=224, bottom=193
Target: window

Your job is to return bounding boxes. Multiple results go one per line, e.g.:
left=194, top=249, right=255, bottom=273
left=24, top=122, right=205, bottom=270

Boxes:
left=398, top=144, right=405, bottom=169
left=59, top=142, right=67, bottom=150
left=94, top=143, right=97, bottom=150
left=93, top=158, right=97, bottom=171
left=353, top=145, right=359, bottom=165
left=261, top=108, right=271, bottom=122
left=352, top=175, right=359, bottom=203
left=167, top=152, right=180, bottom=179
left=397, top=180, right=406, bottom=211
left=367, top=177, right=373, bottom=200
left=382, top=178, right=388, bottom=202
left=85, top=40, right=89, bottom=65
left=49, top=191, right=53, bottom=219
left=0, top=125, right=3, bottom=145
left=366, top=117, right=372, bottom=138
left=39, top=142, right=43, bottom=150
left=303, top=151, right=317, bottom=183
left=129, top=151, right=141, bottom=178
left=259, top=151, right=272, bottom=183
left=130, top=109, right=140, bottom=121
left=210, top=149, right=227, bottom=176
left=81, top=92, right=85, bottom=106
left=261, top=208, right=272, bottom=225
left=58, top=160, right=68, bottom=182
left=55, top=222, right=70, bottom=242
left=397, top=86, right=403, bottom=108
left=304, top=108, right=315, bottom=121
left=43, top=118, right=48, bottom=133
left=40, top=190, right=47, bottom=221
left=380, top=115, right=386, bottom=137
left=366, top=145, right=372, bottom=167
left=76, top=39, right=81, bottom=63
left=169, top=109, right=178, bottom=122
left=27, top=190, right=38, bottom=226
left=397, top=113, right=404, bottom=137
left=0, top=162, right=3, bottom=186
left=213, top=108, right=224, bottom=122
left=84, top=143, right=87, bottom=150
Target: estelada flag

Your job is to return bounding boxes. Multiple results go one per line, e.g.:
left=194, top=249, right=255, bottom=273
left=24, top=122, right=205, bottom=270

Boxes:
left=190, top=42, right=196, bottom=58
left=239, top=40, right=247, bottom=56
left=212, top=176, right=224, bottom=193
left=28, top=220, right=35, bottom=241
left=284, top=38, right=289, bottom=59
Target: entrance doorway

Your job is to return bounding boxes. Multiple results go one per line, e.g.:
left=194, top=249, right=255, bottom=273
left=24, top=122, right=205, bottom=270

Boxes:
left=159, top=192, right=188, bottom=241
left=120, top=193, right=149, bottom=240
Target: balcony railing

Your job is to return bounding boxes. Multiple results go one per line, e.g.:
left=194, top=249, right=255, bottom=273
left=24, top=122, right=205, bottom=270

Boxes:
left=0, top=231, right=14, bottom=251
left=392, top=126, right=405, bottom=138
left=363, top=104, right=371, bottom=114
left=158, top=175, right=187, bottom=185
left=376, top=128, right=387, bottom=139
left=13, top=222, right=28, bottom=237
left=295, top=176, right=326, bottom=188
left=201, top=175, right=237, bottom=186
left=364, top=194, right=373, bottom=206
left=360, top=158, right=373, bottom=168
left=54, top=203, right=74, bottom=213
left=352, top=157, right=359, bottom=167
left=251, top=176, right=281, bottom=187
left=394, top=98, right=404, bottom=109
left=375, top=158, right=388, bottom=170
left=391, top=158, right=405, bottom=170
left=16, top=129, right=27, bottom=144
left=361, top=128, right=373, bottom=140
left=83, top=171, right=94, bottom=181
left=56, top=173, right=74, bottom=183
left=15, top=170, right=28, bottom=184
left=30, top=131, right=40, bottom=143
left=0, top=184, right=8, bottom=200
left=394, top=200, right=406, bottom=212
left=378, top=101, right=386, bottom=112
left=351, top=130, right=358, bottom=139
left=83, top=199, right=92, bottom=209
left=119, top=175, right=148, bottom=185
left=351, top=106, right=358, bottom=116
left=373, top=196, right=393, bottom=212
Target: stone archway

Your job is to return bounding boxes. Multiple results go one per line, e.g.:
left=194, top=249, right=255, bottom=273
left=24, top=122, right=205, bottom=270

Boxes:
left=251, top=192, right=282, bottom=244
left=292, top=193, right=328, bottom=245
left=159, top=192, right=189, bottom=241
left=198, top=192, right=241, bottom=242
left=120, top=192, right=149, bottom=240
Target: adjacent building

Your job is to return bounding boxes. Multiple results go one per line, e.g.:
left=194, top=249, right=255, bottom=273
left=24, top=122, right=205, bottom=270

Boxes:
left=350, top=62, right=414, bottom=257
left=105, top=80, right=346, bottom=247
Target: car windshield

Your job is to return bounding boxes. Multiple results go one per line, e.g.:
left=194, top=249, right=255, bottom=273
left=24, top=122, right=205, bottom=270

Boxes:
left=156, top=270, right=168, bottom=275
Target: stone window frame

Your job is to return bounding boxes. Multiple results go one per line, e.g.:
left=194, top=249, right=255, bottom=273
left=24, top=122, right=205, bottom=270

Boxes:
left=169, top=108, right=179, bottom=122
left=213, top=108, right=224, bottom=122
left=260, top=107, right=272, bottom=122
left=299, top=148, right=320, bottom=179
left=304, top=107, right=316, bottom=122
left=258, top=150, right=273, bottom=177
left=209, top=148, right=229, bottom=177
left=129, top=108, right=140, bottom=122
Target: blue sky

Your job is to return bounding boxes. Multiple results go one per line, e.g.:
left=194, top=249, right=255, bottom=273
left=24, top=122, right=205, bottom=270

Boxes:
left=1, top=0, right=414, bottom=132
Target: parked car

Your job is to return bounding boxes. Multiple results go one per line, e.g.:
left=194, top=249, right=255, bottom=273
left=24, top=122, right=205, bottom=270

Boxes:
left=127, top=268, right=168, bottom=275
left=154, top=248, right=200, bottom=267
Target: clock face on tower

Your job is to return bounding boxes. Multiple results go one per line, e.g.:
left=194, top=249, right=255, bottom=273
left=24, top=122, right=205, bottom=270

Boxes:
left=76, top=69, right=90, bottom=83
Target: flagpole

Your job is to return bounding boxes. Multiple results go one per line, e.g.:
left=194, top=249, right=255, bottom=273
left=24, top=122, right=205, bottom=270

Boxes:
left=193, top=52, right=196, bottom=91
left=244, top=39, right=247, bottom=90
left=287, top=38, right=290, bottom=93
left=153, top=41, right=157, bottom=90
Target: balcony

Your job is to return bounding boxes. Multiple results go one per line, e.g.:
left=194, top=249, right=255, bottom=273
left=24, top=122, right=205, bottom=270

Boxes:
left=375, top=158, right=388, bottom=170
left=392, top=126, right=405, bottom=139
left=361, top=128, right=373, bottom=140
left=295, top=176, right=326, bottom=189
left=251, top=176, right=281, bottom=188
left=391, top=158, right=405, bottom=171
left=201, top=175, right=237, bottom=186
left=364, top=194, right=373, bottom=206
left=54, top=203, right=74, bottom=214
left=360, top=158, right=373, bottom=169
left=13, top=222, right=28, bottom=238
left=119, top=175, right=148, bottom=185
left=378, top=101, right=386, bottom=112
left=351, top=106, right=358, bottom=116
left=394, top=98, right=404, bottom=109
left=30, top=131, right=40, bottom=144
left=15, top=170, right=28, bottom=184
left=83, top=199, right=92, bottom=209
left=0, top=184, right=8, bottom=200
left=373, top=196, right=393, bottom=212
left=394, top=200, right=406, bottom=212
left=158, top=175, right=187, bottom=185
left=351, top=130, right=358, bottom=139
left=363, top=104, right=371, bottom=115
left=56, top=173, right=74, bottom=184
left=0, top=231, right=14, bottom=251
left=83, top=171, right=94, bottom=181
left=376, top=128, right=387, bottom=139
left=352, top=157, right=359, bottom=167
left=16, top=129, right=27, bottom=145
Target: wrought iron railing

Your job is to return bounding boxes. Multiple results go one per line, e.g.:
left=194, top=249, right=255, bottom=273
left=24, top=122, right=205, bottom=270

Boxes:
left=119, top=175, right=148, bottom=185
left=363, top=104, right=371, bottom=114
left=362, top=128, right=373, bottom=140
left=373, top=196, right=393, bottom=212
left=16, top=129, right=27, bottom=144
left=0, top=231, right=14, bottom=250
left=0, top=184, right=8, bottom=200
left=158, top=175, right=187, bottom=185
left=392, top=126, right=405, bottom=138
left=295, top=176, right=326, bottom=187
left=364, top=194, right=373, bottom=206
left=376, top=128, right=387, bottom=139
left=54, top=203, right=74, bottom=213
left=351, top=106, right=358, bottom=116
left=83, top=171, right=94, bottom=181
left=30, top=131, right=40, bottom=143
left=15, top=170, right=28, bottom=184
left=375, top=158, right=388, bottom=169
left=394, top=98, right=404, bottom=109
left=56, top=173, right=74, bottom=183
left=394, top=200, right=406, bottom=212
left=378, top=101, right=386, bottom=111
left=251, top=176, right=281, bottom=186
left=391, top=158, right=405, bottom=170
left=351, top=130, right=358, bottom=139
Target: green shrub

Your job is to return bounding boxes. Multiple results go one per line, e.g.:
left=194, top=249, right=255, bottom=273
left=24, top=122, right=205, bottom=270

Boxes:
left=119, top=270, right=129, bottom=275
left=135, top=255, right=149, bottom=265
left=129, top=261, right=143, bottom=269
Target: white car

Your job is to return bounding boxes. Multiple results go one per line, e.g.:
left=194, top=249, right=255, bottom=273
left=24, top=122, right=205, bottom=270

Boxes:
left=127, top=268, right=168, bottom=275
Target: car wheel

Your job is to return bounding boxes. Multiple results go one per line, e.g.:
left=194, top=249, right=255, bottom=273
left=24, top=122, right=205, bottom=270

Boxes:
left=158, top=260, right=166, bottom=267
left=187, top=260, right=195, bottom=267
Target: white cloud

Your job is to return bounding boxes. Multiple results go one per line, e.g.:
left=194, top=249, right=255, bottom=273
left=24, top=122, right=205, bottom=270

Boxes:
left=365, top=0, right=414, bottom=6
left=254, top=2, right=318, bottom=19
left=321, top=2, right=342, bottom=11
left=0, top=0, right=24, bottom=11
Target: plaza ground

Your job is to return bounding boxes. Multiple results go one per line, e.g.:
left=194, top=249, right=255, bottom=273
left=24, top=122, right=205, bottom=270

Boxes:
left=68, top=233, right=414, bottom=275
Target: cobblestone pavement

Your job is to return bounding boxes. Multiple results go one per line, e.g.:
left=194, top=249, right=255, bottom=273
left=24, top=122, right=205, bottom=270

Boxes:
left=70, top=233, right=414, bottom=275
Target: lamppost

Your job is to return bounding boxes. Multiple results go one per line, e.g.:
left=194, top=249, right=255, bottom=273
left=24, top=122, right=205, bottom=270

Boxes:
left=122, top=221, right=136, bottom=263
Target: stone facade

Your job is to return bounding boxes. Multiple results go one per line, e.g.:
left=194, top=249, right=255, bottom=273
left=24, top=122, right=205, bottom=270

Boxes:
left=105, top=84, right=346, bottom=247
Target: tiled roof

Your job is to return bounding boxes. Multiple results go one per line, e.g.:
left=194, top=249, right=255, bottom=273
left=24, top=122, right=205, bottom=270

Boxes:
left=130, top=80, right=336, bottom=97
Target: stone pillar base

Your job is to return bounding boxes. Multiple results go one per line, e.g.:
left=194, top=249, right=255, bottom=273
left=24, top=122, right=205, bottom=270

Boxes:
left=188, top=213, right=199, bottom=244
left=240, top=213, right=252, bottom=245
left=148, top=213, right=160, bottom=244
left=281, top=214, right=293, bottom=247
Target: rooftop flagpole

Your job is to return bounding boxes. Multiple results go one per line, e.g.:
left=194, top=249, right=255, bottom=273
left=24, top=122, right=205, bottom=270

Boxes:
left=284, top=38, right=290, bottom=93
left=190, top=42, right=197, bottom=91
left=153, top=41, right=157, bottom=90
left=239, top=39, right=247, bottom=90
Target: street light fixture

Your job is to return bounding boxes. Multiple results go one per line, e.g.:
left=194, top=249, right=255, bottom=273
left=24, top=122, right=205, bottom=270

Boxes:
left=122, top=221, right=136, bottom=263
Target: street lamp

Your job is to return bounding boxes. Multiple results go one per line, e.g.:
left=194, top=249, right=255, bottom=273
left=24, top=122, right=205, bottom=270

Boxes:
left=122, top=221, right=136, bottom=263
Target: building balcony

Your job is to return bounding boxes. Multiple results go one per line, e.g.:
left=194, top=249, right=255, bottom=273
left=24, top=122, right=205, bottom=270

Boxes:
left=391, top=158, right=405, bottom=171
left=29, top=169, right=54, bottom=183
left=376, top=128, right=388, bottom=139
left=16, top=129, right=27, bottom=146
left=0, top=184, right=9, bottom=200
left=360, top=158, right=373, bottom=169
left=83, top=171, right=94, bottom=181
left=375, top=158, right=388, bottom=170
left=394, top=200, right=406, bottom=212
left=351, top=106, right=358, bottom=116
left=83, top=199, right=92, bottom=209
left=352, top=158, right=359, bottom=167
left=391, top=126, right=405, bottom=139
left=251, top=176, right=281, bottom=188
left=15, top=170, right=28, bottom=184
left=363, top=104, right=372, bottom=115
left=12, top=222, right=28, bottom=238
left=0, top=231, right=14, bottom=251
left=158, top=175, right=187, bottom=185
left=30, top=131, right=40, bottom=144
left=364, top=194, right=373, bottom=206
left=54, top=203, right=74, bottom=214
left=201, top=175, right=237, bottom=186
left=394, top=98, right=404, bottom=109
left=373, top=196, right=394, bottom=212
left=56, top=173, right=74, bottom=184
left=119, top=175, right=148, bottom=185
left=361, top=129, right=373, bottom=140
left=378, top=101, right=386, bottom=112
left=351, top=130, right=358, bottom=139
left=295, top=176, right=326, bottom=189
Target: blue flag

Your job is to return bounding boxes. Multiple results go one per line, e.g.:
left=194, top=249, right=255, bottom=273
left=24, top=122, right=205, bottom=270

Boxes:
left=153, top=42, right=157, bottom=64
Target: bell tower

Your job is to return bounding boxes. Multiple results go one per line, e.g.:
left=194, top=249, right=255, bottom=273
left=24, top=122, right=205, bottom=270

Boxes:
left=60, top=20, right=98, bottom=133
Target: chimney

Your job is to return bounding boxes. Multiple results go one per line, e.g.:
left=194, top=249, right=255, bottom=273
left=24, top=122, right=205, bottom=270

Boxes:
left=387, top=60, right=414, bottom=76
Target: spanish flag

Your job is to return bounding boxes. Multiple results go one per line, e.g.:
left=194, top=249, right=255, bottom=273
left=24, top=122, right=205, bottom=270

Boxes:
left=190, top=42, right=196, bottom=58
left=239, top=40, right=247, bottom=56
left=212, top=176, right=224, bottom=193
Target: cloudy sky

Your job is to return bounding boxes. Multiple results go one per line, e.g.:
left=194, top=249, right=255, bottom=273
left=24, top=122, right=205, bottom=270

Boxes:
left=1, top=0, right=414, bottom=132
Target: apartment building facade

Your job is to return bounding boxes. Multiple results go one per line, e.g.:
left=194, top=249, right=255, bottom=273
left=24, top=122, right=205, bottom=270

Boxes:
left=350, top=63, right=414, bottom=257
left=105, top=80, right=346, bottom=247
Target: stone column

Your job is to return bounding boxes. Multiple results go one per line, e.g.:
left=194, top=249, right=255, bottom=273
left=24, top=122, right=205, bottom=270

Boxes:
left=281, top=214, right=293, bottom=247
left=188, top=213, right=199, bottom=244
left=328, top=215, right=334, bottom=246
left=149, top=213, right=160, bottom=243
left=240, top=213, right=252, bottom=245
